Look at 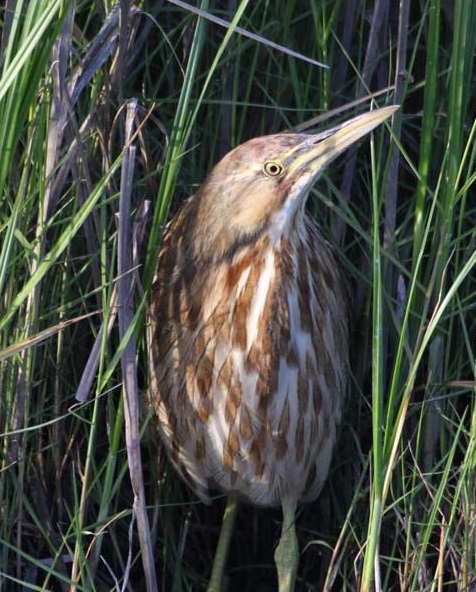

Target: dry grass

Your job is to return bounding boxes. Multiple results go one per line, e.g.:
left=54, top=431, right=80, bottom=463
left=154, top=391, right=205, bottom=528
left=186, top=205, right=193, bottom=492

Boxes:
left=1, top=1, right=475, bottom=590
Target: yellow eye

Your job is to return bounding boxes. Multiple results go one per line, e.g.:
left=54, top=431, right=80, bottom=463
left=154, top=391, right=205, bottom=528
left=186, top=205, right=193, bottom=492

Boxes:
left=263, top=161, right=284, bottom=177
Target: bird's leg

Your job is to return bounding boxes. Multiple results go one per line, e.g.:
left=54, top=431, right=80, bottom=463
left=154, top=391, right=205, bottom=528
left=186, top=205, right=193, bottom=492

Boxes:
left=207, top=496, right=239, bottom=592
left=274, top=500, right=299, bottom=592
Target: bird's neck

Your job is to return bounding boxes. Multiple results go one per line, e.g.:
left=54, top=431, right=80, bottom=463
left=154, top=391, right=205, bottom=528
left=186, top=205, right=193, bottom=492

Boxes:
left=218, top=212, right=314, bottom=291
left=264, top=198, right=311, bottom=249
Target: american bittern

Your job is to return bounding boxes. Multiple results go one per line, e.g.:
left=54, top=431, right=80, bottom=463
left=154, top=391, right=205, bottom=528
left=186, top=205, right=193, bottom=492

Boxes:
left=148, top=106, right=396, bottom=591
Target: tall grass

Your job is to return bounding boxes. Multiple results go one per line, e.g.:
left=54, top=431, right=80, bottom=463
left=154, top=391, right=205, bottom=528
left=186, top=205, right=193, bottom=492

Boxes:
left=0, top=1, right=475, bottom=590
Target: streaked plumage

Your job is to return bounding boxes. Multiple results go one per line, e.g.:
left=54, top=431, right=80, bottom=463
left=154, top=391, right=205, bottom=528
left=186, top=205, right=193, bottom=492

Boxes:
left=148, top=106, right=397, bottom=591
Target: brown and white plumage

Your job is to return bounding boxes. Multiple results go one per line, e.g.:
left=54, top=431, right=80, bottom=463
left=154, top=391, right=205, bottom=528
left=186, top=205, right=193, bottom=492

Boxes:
left=148, top=106, right=397, bottom=591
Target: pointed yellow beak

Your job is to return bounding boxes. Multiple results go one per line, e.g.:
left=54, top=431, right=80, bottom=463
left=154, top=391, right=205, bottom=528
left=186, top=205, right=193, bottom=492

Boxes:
left=285, top=105, right=398, bottom=178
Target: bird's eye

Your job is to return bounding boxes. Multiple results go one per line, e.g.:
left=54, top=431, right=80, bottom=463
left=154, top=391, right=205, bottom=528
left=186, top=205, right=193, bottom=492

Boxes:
left=263, top=161, right=284, bottom=177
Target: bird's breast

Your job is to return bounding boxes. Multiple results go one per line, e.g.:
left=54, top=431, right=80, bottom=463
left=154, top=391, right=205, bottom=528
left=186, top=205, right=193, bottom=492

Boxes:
left=149, top=222, right=349, bottom=506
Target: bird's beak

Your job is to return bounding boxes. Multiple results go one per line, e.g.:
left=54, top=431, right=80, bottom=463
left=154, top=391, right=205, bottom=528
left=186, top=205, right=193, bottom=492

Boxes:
left=285, top=105, right=398, bottom=178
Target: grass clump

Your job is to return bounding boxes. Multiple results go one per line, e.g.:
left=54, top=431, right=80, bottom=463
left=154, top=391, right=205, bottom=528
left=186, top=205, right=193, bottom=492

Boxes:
left=1, top=1, right=475, bottom=590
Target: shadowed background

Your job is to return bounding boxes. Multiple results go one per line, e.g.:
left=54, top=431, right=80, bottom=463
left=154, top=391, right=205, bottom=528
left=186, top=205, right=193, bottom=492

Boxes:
left=0, top=1, right=475, bottom=591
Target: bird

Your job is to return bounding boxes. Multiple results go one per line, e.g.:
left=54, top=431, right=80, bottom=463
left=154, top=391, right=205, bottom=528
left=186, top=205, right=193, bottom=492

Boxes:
left=147, top=105, right=397, bottom=592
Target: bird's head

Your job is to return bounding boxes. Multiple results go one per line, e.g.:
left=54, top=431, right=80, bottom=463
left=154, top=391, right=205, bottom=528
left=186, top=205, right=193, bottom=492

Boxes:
left=190, top=106, right=397, bottom=260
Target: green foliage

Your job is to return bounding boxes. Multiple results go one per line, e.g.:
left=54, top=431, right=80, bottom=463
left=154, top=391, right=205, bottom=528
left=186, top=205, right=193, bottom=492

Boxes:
left=0, top=0, right=475, bottom=590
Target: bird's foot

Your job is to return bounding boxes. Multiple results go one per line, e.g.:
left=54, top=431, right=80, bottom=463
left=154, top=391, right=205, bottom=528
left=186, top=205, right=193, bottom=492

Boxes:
left=207, top=496, right=238, bottom=592
left=274, top=502, right=299, bottom=592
